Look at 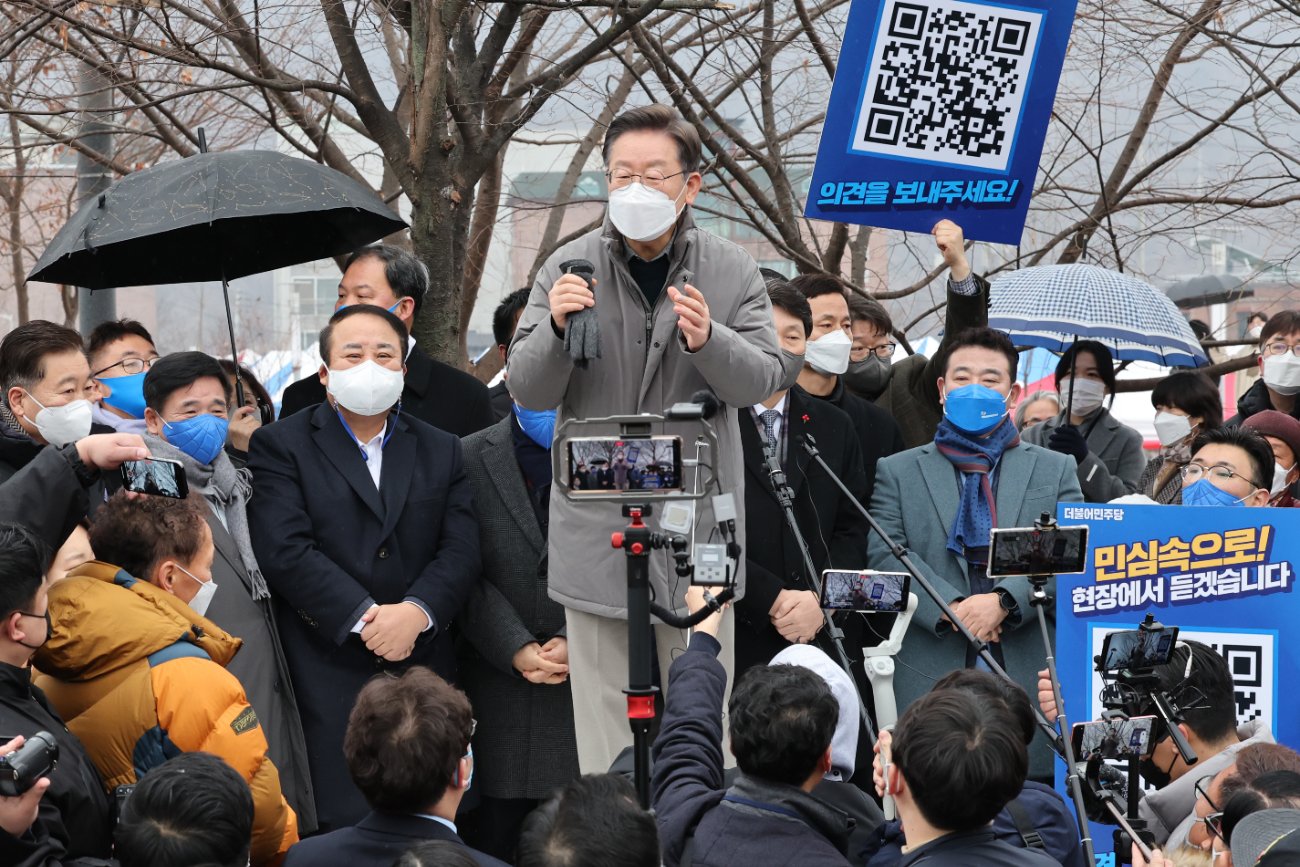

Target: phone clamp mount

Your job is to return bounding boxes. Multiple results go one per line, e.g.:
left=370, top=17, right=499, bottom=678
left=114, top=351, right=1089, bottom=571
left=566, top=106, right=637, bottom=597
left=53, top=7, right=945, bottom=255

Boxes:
left=1084, top=613, right=1197, bottom=865
left=556, top=408, right=734, bottom=809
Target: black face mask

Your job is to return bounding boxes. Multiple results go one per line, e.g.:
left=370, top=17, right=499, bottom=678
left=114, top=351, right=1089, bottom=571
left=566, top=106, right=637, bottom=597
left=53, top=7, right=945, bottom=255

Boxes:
left=843, top=354, right=893, bottom=399
left=15, top=610, right=51, bottom=650
left=1138, top=738, right=1178, bottom=789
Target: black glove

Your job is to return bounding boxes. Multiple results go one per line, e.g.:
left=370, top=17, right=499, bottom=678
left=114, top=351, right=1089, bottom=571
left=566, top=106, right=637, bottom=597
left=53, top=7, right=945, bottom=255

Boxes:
left=1048, top=424, right=1089, bottom=463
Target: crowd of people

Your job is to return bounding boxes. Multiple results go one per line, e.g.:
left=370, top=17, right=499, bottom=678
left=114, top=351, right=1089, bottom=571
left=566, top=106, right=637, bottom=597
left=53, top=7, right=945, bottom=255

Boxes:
left=1, top=103, right=1299, bottom=867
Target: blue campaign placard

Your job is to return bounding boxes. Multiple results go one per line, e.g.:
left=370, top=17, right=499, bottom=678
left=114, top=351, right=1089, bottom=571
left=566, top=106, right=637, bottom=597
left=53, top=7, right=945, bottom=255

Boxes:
left=1053, top=503, right=1300, bottom=865
left=805, top=0, right=1078, bottom=245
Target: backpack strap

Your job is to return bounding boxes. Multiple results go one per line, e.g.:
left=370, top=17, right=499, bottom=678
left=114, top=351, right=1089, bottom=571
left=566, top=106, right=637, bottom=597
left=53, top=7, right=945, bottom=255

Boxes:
left=1005, top=796, right=1046, bottom=850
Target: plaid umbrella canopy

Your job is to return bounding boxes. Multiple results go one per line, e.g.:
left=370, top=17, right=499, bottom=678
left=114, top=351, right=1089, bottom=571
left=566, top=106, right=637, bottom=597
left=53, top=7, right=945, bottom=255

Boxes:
left=988, top=264, right=1209, bottom=369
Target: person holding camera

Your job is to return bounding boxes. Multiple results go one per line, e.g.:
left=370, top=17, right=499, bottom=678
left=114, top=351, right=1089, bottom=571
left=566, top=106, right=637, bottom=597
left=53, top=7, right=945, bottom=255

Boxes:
left=0, top=524, right=114, bottom=867
left=652, top=588, right=855, bottom=867
left=1039, top=640, right=1275, bottom=850
left=508, top=104, right=787, bottom=774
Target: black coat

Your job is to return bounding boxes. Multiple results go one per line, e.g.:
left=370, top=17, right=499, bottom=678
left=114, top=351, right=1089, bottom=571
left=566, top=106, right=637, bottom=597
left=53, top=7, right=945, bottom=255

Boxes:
left=653, top=633, right=854, bottom=867
left=279, top=344, right=495, bottom=438
left=895, top=828, right=1059, bottom=866
left=809, top=380, right=903, bottom=499
left=1227, top=378, right=1300, bottom=427
left=0, top=445, right=94, bottom=555
left=735, top=388, right=870, bottom=675
left=0, top=663, right=113, bottom=866
left=0, top=421, right=115, bottom=486
left=487, top=380, right=512, bottom=422
left=247, top=403, right=482, bottom=829
left=283, top=811, right=508, bottom=867
left=459, top=417, right=578, bottom=800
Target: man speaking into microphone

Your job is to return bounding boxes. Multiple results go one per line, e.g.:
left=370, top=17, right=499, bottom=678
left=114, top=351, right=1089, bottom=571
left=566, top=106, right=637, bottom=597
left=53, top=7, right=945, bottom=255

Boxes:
left=508, top=104, right=789, bottom=774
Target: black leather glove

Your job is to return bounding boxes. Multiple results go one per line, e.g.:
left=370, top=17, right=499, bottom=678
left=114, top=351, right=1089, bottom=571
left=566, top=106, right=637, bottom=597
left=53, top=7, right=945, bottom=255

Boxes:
left=1048, top=424, right=1089, bottom=463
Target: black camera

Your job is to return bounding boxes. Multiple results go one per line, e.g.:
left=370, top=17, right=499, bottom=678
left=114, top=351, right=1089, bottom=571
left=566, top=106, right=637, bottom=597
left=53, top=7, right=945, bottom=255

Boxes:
left=0, top=731, right=58, bottom=796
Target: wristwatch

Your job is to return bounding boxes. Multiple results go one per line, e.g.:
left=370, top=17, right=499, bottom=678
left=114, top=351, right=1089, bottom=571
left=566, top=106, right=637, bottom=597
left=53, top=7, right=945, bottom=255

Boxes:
left=993, top=587, right=1019, bottom=617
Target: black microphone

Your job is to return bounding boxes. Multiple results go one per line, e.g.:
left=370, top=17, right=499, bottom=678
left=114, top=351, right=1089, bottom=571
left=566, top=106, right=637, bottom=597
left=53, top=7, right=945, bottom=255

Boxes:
left=665, top=389, right=720, bottom=421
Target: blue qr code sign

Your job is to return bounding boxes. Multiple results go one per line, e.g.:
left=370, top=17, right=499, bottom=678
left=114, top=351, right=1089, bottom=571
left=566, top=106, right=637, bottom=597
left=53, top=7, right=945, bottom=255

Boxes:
left=851, top=0, right=1043, bottom=171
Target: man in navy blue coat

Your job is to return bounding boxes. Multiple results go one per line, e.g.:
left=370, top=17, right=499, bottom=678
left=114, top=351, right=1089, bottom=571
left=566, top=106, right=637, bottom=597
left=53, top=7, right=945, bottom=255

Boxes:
left=652, top=591, right=855, bottom=867
left=283, top=667, right=506, bottom=867
left=249, top=306, right=480, bottom=831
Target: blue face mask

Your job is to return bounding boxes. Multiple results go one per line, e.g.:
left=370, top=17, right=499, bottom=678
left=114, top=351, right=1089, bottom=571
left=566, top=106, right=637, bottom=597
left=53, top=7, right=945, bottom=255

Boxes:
left=101, top=371, right=148, bottom=419
left=1181, top=478, right=1248, bottom=508
left=943, top=384, right=1008, bottom=435
left=164, top=414, right=230, bottom=466
left=514, top=403, right=556, bottom=449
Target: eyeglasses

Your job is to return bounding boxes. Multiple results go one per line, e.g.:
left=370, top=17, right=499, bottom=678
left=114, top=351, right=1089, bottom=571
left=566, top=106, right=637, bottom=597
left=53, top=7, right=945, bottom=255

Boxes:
left=468, top=717, right=477, bottom=740
left=605, top=169, right=687, bottom=190
left=1195, top=774, right=1221, bottom=812
left=860, top=343, right=897, bottom=359
left=1180, top=462, right=1259, bottom=488
left=1203, top=809, right=1225, bottom=841
left=93, top=356, right=159, bottom=377
left=1262, top=342, right=1300, bottom=357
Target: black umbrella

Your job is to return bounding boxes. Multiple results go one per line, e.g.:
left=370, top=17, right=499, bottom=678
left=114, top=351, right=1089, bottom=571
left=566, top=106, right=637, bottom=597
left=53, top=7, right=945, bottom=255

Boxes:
left=29, top=134, right=406, bottom=401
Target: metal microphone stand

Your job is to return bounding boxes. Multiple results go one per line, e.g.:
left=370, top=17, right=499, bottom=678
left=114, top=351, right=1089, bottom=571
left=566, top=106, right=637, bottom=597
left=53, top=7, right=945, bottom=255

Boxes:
left=762, top=441, right=877, bottom=743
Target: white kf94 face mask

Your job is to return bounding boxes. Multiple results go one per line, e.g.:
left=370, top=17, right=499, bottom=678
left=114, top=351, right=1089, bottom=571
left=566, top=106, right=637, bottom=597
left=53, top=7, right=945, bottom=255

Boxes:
left=803, top=330, right=853, bottom=376
left=326, top=360, right=404, bottom=417
left=607, top=182, right=687, bottom=243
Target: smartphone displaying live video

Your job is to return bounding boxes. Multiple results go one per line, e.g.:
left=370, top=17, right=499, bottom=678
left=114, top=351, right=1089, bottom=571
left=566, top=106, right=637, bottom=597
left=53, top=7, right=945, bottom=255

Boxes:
left=120, top=458, right=190, bottom=499
left=819, top=570, right=909, bottom=613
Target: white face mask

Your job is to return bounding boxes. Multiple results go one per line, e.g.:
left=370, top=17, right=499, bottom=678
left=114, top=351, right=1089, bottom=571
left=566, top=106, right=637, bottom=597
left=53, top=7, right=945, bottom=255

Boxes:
left=24, top=392, right=93, bottom=447
left=1153, top=411, right=1192, bottom=447
left=804, top=329, right=853, bottom=376
left=1263, top=354, right=1300, bottom=396
left=326, top=360, right=404, bottom=417
left=607, top=182, right=687, bottom=243
left=1272, top=461, right=1294, bottom=496
left=176, top=563, right=218, bottom=617
left=1059, top=376, right=1107, bottom=416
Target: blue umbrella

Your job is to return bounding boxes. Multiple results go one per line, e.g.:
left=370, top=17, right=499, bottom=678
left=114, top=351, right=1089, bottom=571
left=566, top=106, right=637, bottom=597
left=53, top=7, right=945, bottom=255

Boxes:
left=989, top=264, right=1208, bottom=369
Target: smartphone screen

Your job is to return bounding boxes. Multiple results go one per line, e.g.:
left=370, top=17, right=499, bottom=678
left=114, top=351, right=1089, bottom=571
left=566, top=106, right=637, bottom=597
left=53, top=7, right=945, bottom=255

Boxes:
left=819, top=570, right=909, bottom=612
left=567, top=436, right=683, bottom=494
left=1072, top=715, right=1157, bottom=760
left=120, top=458, right=189, bottom=499
left=1099, top=626, right=1179, bottom=673
left=987, top=524, right=1088, bottom=578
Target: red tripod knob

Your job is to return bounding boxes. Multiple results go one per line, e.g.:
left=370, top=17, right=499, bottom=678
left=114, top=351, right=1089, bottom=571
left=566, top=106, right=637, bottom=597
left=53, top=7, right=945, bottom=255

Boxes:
left=611, top=532, right=624, bottom=549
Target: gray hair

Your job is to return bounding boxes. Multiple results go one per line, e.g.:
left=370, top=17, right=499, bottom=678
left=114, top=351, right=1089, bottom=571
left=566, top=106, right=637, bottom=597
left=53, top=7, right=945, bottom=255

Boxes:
left=1014, top=389, right=1060, bottom=429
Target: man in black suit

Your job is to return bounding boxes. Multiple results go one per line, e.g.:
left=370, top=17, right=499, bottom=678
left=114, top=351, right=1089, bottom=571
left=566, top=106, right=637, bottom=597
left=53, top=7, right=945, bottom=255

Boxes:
left=283, top=667, right=506, bottom=867
left=786, top=274, right=903, bottom=500
left=735, top=278, right=871, bottom=677
left=278, top=245, right=494, bottom=437
left=248, top=305, right=481, bottom=831
left=487, top=288, right=530, bottom=422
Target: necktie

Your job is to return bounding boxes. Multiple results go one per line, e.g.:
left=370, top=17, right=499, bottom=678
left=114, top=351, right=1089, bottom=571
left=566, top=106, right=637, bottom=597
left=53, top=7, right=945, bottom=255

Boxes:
left=760, top=409, right=781, bottom=452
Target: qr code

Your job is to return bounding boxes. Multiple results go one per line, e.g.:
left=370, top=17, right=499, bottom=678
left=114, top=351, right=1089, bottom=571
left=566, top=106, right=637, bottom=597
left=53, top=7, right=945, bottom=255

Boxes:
left=1086, top=627, right=1275, bottom=729
left=851, top=0, right=1043, bottom=171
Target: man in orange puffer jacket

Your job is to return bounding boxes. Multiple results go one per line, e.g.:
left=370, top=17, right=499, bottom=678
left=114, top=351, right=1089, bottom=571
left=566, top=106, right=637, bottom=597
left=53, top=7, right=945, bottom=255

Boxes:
left=34, top=491, right=297, bottom=865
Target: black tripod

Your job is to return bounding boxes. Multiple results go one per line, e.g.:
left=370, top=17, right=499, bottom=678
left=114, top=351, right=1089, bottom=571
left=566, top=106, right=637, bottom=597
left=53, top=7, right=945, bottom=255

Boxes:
left=612, top=503, right=734, bottom=808
left=761, top=442, right=877, bottom=743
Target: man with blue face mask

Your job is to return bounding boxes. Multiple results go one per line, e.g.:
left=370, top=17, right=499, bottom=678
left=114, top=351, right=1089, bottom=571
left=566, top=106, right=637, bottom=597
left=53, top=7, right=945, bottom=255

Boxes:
left=1178, top=426, right=1272, bottom=508
left=142, top=351, right=316, bottom=832
left=866, top=327, right=1083, bottom=783
left=454, top=390, right=579, bottom=859
left=87, top=319, right=159, bottom=436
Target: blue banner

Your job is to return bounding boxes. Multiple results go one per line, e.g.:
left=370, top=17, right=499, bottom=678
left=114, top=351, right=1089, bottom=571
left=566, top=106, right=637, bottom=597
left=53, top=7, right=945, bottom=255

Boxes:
left=805, top=0, right=1077, bottom=245
left=1053, top=503, right=1300, bottom=865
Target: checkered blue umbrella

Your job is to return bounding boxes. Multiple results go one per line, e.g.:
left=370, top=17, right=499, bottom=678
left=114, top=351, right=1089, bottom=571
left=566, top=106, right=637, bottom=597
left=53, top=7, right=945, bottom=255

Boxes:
left=988, top=264, right=1208, bottom=368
